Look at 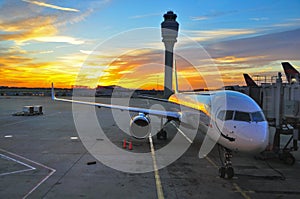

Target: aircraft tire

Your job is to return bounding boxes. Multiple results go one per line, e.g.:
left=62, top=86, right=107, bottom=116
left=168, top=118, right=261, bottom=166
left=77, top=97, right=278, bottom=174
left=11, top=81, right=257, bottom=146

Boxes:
left=162, top=130, right=167, bottom=140
left=226, top=167, right=234, bottom=179
left=283, top=153, right=295, bottom=165
left=219, top=167, right=226, bottom=178
left=157, top=130, right=167, bottom=140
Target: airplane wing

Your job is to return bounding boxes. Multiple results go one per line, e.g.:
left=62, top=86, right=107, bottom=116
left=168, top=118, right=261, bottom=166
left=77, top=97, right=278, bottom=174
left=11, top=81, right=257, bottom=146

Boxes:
left=51, top=83, right=181, bottom=119
left=137, top=95, right=170, bottom=103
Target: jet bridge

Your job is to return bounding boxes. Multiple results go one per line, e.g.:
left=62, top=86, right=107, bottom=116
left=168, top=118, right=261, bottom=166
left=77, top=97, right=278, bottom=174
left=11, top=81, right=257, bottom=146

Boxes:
left=247, top=72, right=300, bottom=164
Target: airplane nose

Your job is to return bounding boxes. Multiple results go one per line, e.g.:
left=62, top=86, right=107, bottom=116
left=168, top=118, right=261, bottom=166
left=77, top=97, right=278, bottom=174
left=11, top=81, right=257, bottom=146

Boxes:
left=238, top=123, right=269, bottom=153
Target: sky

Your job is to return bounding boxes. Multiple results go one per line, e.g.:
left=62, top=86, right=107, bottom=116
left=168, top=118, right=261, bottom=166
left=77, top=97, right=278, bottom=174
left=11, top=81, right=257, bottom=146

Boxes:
left=0, top=0, right=300, bottom=90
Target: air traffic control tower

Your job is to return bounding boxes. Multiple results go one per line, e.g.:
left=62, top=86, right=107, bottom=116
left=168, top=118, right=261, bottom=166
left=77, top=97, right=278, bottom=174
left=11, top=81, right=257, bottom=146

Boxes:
left=161, top=11, right=179, bottom=98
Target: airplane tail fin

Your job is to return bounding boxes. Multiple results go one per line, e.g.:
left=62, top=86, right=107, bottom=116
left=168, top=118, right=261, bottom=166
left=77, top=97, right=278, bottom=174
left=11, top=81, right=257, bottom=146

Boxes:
left=243, top=74, right=258, bottom=87
left=173, top=59, right=179, bottom=94
left=51, top=83, right=56, bottom=100
left=282, top=62, right=300, bottom=83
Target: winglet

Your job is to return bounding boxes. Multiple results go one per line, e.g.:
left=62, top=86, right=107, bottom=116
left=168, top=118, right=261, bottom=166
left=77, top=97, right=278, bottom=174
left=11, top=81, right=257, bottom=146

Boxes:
left=51, top=83, right=56, bottom=100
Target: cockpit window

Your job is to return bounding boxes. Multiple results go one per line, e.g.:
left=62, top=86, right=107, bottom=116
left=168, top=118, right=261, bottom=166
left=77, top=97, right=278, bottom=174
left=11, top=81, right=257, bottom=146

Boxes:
left=225, top=111, right=234, bottom=120
left=217, top=110, right=225, bottom=120
left=217, top=110, right=234, bottom=121
left=251, top=111, right=265, bottom=122
left=218, top=110, right=266, bottom=122
left=234, top=111, right=251, bottom=122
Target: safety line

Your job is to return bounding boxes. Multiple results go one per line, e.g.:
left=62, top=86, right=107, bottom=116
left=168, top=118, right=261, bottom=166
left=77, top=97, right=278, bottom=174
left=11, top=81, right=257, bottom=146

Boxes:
left=149, top=134, right=164, bottom=199
left=233, top=183, right=251, bottom=199
left=170, top=121, right=193, bottom=143
left=204, top=156, right=218, bottom=168
left=203, top=151, right=252, bottom=199
left=0, top=148, right=56, bottom=199
left=0, top=154, right=36, bottom=176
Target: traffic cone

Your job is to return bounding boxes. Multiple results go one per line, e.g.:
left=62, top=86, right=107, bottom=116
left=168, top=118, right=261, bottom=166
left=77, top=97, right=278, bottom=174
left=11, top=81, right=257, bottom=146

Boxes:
left=123, top=139, right=127, bottom=149
left=128, top=141, right=133, bottom=150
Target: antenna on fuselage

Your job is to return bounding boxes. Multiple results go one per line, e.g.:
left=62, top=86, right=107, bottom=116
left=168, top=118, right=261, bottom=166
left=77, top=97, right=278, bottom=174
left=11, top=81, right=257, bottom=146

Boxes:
left=173, top=59, right=179, bottom=94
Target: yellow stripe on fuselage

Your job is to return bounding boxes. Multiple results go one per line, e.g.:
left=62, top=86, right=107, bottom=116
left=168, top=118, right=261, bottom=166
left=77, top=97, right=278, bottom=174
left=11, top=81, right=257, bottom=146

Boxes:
left=168, top=93, right=210, bottom=116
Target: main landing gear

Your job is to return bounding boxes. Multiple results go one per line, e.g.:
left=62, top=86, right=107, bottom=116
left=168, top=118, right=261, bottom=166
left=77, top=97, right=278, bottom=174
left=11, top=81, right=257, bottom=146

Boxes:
left=156, top=129, right=167, bottom=140
left=157, top=118, right=168, bottom=140
left=218, top=145, right=234, bottom=179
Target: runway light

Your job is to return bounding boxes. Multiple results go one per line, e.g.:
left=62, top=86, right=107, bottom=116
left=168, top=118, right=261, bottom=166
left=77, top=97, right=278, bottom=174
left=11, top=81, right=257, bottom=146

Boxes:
left=4, top=135, right=13, bottom=138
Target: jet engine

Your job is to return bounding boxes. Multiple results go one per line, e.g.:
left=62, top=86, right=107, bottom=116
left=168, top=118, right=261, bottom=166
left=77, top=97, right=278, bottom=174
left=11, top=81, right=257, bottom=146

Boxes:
left=130, top=113, right=151, bottom=139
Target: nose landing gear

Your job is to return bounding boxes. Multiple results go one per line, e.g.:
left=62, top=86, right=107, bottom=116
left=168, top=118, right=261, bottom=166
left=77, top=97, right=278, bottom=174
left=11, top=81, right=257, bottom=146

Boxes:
left=218, top=145, right=235, bottom=179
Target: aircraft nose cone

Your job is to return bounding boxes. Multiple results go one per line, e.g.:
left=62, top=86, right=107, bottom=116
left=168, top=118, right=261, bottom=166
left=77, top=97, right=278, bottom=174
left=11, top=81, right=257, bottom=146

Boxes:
left=239, top=123, right=269, bottom=153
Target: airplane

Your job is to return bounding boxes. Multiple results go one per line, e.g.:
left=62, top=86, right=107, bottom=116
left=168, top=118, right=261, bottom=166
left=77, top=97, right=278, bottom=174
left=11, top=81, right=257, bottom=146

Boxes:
left=243, top=73, right=258, bottom=87
left=51, top=68, right=269, bottom=179
left=282, top=62, right=300, bottom=84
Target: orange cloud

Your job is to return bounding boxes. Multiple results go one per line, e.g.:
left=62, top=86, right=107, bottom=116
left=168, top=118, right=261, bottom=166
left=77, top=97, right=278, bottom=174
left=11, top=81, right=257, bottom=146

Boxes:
left=76, top=49, right=211, bottom=90
left=0, top=46, right=87, bottom=88
left=22, top=0, right=80, bottom=12
left=0, top=43, right=273, bottom=90
left=0, top=16, right=57, bottom=43
left=0, top=15, right=84, bottom=44
left=0, top=60, right=79, bottom=88
left=214, top=55, right=267, bottom=64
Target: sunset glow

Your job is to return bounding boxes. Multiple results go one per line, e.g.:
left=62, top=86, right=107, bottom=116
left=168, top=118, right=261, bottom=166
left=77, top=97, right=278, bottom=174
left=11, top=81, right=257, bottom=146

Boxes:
left=0, top=0, right=300, bottom=89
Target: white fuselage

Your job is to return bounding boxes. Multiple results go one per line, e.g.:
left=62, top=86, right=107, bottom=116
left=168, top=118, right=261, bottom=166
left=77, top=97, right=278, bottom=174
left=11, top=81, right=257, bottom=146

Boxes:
left=169, top=90, right=269, bottom=153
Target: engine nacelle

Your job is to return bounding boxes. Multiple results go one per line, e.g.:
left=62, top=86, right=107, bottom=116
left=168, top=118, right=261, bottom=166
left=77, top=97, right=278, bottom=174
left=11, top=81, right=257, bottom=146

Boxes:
left=130, top=113, right=151, bottom=139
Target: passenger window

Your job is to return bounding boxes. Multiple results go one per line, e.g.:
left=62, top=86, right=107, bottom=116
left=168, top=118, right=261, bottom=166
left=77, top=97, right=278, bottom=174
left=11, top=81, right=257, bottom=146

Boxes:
left=251, top=111, right=265, bottom=122
left=234, top=111, right=251, bottom=122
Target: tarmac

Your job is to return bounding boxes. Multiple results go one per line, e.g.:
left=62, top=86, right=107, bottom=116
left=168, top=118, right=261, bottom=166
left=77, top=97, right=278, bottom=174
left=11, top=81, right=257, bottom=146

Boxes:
left=0, top=96, right=300, bottom=198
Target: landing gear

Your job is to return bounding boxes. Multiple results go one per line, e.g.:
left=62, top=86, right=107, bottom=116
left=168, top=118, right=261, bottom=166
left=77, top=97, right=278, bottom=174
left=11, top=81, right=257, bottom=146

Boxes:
left=157, top=129, right=167, bottom=140
left=279, top=151, right=296, bottom=165
left=157, top=117, right=168, bottom=140
left=156, top=118, right=180, bottom=140
left=218, top=146, right=234, bottom=179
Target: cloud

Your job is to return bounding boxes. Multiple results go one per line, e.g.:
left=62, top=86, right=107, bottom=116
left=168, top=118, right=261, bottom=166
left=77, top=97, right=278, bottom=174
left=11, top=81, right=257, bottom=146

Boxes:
left=36, top=50, right=54, bottom=54
left=214, top=55, right=267, bottom=64
left=0, top=15, right=56, bottom=32
left=249, top=17, right=269, bottom=21
left=22, top=0, right=80, bottom=12
left=35, top=36, right=85, bottom=44
left=207, top=28, right=300, bottom=64
left=191, top=10, right=238, bottom=21
left=180, top=28, right=257, bottom=44
left=0, top=15, right=58, bottom=44
left=0, top=0, right=111, bottom=88
left=0, top=51, right=82, bottom=88
left=0, top=15, right=85, bottom=44
left=203, top=28, right=300, bottom=84
left=129, top=12, right=162, bottom=19
left=190, top=16, right=209, bottom=21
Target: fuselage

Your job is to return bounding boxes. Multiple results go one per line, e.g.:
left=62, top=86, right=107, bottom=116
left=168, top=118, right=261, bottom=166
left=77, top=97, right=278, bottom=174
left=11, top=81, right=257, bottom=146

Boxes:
left=168, top=90, right=269, bottom=153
